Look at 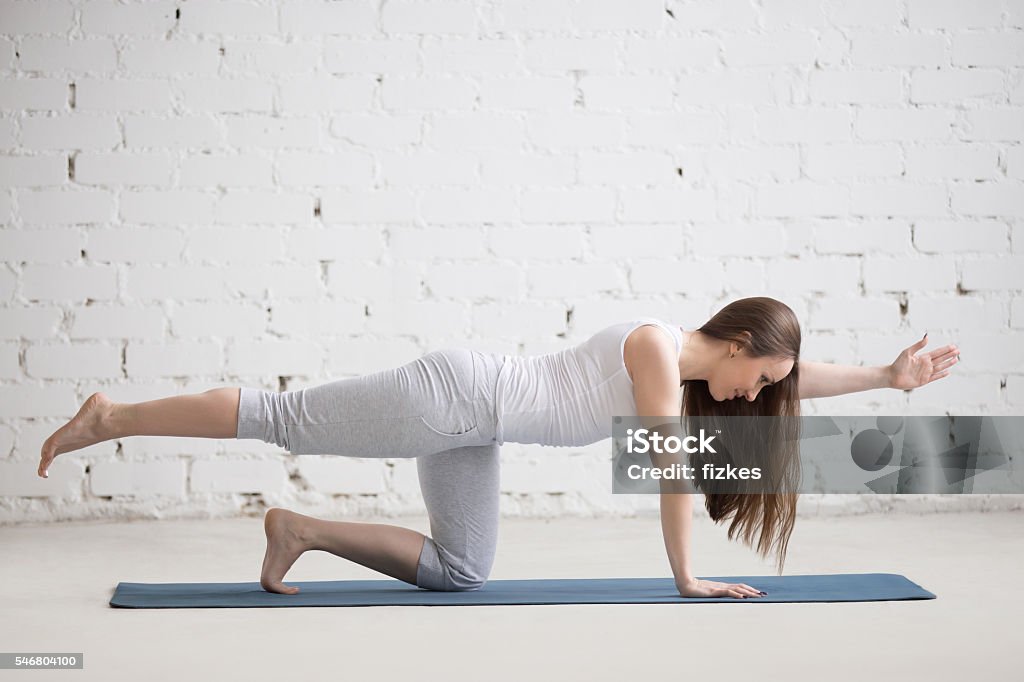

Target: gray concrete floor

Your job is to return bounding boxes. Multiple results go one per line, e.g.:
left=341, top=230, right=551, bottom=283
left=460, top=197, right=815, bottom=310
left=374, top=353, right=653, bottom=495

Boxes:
left=1, top=510, right=1020, bottom=681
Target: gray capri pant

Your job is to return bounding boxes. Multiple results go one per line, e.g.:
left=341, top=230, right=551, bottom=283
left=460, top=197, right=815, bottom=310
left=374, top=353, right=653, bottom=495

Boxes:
left=235, top=348, right=504, bottom=592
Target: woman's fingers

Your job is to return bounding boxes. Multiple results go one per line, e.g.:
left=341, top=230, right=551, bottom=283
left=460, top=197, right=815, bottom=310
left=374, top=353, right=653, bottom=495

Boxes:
left=926, top=345, right=958, bottom=361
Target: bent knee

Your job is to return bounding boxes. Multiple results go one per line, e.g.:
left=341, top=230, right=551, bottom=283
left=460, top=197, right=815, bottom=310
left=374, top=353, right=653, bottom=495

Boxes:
left=445, top=569, right=489, bottom=591
left=416, top=536, right=494, bottom=592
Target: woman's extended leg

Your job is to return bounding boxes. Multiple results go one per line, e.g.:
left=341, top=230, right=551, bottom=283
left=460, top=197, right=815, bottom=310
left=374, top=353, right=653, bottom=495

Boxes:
left=37, top=388, right=242, bottom=478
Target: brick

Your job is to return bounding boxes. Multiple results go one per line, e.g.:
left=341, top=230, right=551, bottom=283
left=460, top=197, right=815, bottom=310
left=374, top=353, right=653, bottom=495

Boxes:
left=913, top=221, right=1009, bottom=253
left=487, top=228, right=585, bottom=260
left=581, top=74, right=674, bottom=110
left=181, top=0, right=279, bottom=34
left=120, top=41, right=219, bottom=74
left=298, top=457, right=388, bottom=494
left=21, top=114, right=120, bottom=150
left=520, top=187, right=614, bottom=222
left=430, top=113, right=526, bottom=150
left=0, top=306, right=63, bottom=339
left=805, top=143, right=902, bottom=179
left=86, top=227, right=184, bottom=262
left=279, top=2, right=378, bottom=32
left=268, top=301, right=365, bottom=338
left=908, top=0, right=1002, bottom=28
left=215, top=191, right=314, bottom=225
left=952, top=183, right=1024, bottom=217
left=856, top=108, right=955, bottom=141
left=527, top=113, right=624, bottom=149
left=528, top=263, right=626, bottom=298
left=627, top=111, right=724, bottom=145
left=426, top=264, right=523, bottom=299
left=91, top=460, right=186, bottom=497
left=190, top=458, right=286, bottom=494
left=472, top=303, right=566, bottom=338
left=722, top=31, right=818, bottom=66
left=630, top=259, right=725, bottom=295
left=850, top=183, right=948, bottom=217
left=623, top=35, right=718, bottom=69
left=126, top=341, right=222, bottom=378
left=0, top=1, right=74, bottom=33
left=70, top=304, right=164, bottom=340
left=619, top=188, right=715, bottom=222
left=222, top=115, right=318, bottom=148
left=810, top=70, right=903, bottom=104
left=120, top=190, right=215, bottom=225
left=806, top=297, right=901, bottom=330
left=388, top=226, right=488, bottom=259
left=962, top=108, right=1024, bottom=141
left=0, top=78, right=67, bottom=110
left=590, top=225, right=683, bottom=259
left=961, top=257, right=1024, bottom=290
left=381, top=0, right=478, bottom=34
left=17, top=37, right=117, bottom=71
left=759, top=107, right=852, bottom=142
left=124, top=115, right=221, bottom=148
left=421, top=189, right=519, bottom=223
left=952, top=34, right=1024, bottom=67
left=328, top=113, right=422, bottom=148
left=0, top=462, right=82, bottom=497
left=81, top=0, right=178, bottom=35
left=288, top=227, right=384, bottom=264
left=21, top=264, right=118, bottom=302
left=325, top=38, right=419, bottom=72
left=757, top=182, right=849, bottom=218
left=479, top=76, right=573, bottom=111
left=523, top=37, right=619, bottom=72
left=813, top=220, right=914, bottom=255
left=863, top=256, right=957, bottom=292
left=764, top=258, right=861, bottom=295
left=179, top=153, right=272, bottom=187
left=76, top=152, right=175, bottom=185
left=422, top=37, right=521, bottom=74
left=905, top=145, right=999, bottom=180
left=25, top=342, right=121, bottom=378
left=179, top=78, right=275, bottom=113
left=0, top=154, right=65, bottom=186
left=850, top=32, right=946, bottom=67
left=910, top=69, right=1004, bottom=104
left=909, top=296, right=1007, bottom=331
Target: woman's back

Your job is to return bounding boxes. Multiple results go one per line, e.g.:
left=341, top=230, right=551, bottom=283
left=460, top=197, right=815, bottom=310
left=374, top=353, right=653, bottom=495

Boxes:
left=494, top=317, right=683, bottom=446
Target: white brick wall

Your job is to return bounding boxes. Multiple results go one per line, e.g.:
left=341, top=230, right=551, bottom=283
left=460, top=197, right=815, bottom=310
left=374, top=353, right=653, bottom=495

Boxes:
left=1, top=0, right=1022, bottom=523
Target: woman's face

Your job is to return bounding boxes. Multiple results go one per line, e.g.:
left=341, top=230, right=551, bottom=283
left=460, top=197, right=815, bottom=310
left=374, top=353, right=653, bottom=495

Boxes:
left=710, top=348, right=795, bottom=403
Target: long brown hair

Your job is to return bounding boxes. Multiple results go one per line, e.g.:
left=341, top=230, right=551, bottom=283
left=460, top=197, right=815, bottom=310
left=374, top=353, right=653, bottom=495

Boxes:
left=682, top=296, right=802, bottom=575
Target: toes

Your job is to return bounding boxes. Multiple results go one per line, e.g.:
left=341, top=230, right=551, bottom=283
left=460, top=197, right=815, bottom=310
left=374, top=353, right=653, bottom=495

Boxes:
left=262, top=582, right=300, bottom=594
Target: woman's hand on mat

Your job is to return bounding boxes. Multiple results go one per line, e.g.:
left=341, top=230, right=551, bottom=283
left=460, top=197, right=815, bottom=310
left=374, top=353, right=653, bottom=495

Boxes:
left=677, top=577, right=765, bottom=599
left=887, top=333, right=959, bottom=391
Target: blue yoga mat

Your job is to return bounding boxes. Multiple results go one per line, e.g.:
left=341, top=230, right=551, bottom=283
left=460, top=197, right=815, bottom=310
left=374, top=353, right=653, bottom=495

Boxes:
left=109, top=573, right=935, bottom=608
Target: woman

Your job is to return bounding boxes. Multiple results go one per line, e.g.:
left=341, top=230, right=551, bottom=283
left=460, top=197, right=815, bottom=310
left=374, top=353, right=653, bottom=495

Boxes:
left=35, top=297, right=960, bottom=599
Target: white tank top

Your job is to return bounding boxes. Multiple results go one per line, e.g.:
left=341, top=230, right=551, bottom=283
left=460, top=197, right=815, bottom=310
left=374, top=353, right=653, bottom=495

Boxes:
left=494, top=317, right=684, bottom=446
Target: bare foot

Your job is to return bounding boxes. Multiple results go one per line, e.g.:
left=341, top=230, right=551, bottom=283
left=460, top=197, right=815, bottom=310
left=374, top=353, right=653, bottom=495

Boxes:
left=38, top=392, right=116, bottom=478
left=260, top=508, right=311, bottom=595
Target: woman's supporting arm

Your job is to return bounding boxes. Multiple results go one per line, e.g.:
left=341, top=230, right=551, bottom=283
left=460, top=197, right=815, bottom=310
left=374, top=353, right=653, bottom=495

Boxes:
left=797, top=361, right=892, bottom=400
left=659, top=486, right=696, bottom=588
left=625, top=325, right=698, bottom=591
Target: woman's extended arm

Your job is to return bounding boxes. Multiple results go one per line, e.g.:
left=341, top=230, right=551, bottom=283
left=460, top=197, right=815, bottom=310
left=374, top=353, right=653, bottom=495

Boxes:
left=797, top=361, right=892, bottom=400
left=798, top=334, right=960, bottom=400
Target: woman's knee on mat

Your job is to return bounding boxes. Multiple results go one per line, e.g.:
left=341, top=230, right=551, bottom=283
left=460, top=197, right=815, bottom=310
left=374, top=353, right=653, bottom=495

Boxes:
left=415, top=536, right=494, bottom=592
